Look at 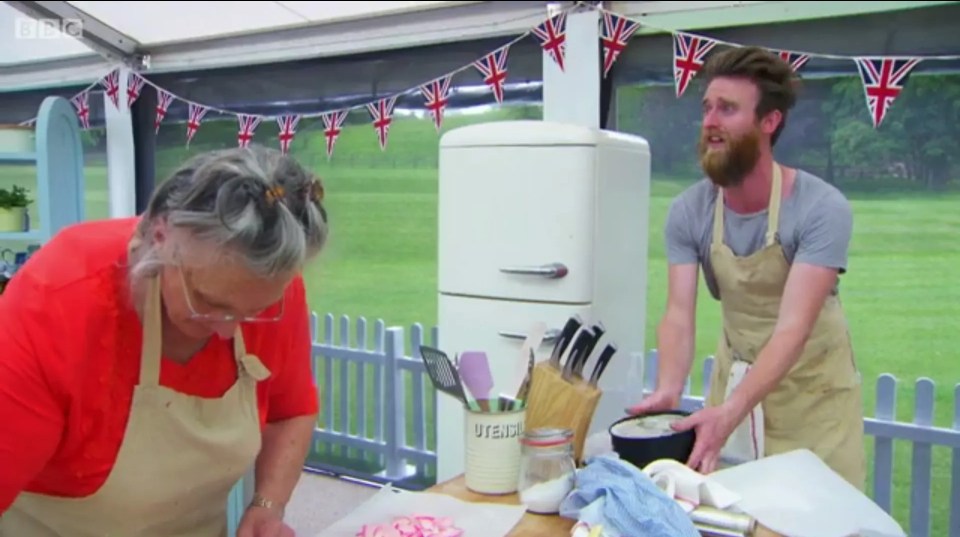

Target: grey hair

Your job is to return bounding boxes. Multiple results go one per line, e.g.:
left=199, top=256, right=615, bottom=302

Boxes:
left=129, top=144, right=329, bottom=283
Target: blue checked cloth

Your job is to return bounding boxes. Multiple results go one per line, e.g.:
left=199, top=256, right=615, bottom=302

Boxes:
left=559, top=454, right=700, bottom=537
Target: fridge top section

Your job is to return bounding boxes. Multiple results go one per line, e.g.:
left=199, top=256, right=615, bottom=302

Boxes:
left=439, top=120, right=651, bottom=152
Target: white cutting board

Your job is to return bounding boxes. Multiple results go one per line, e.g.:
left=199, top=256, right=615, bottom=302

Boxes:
left=706, top=450, right=905, bottom=537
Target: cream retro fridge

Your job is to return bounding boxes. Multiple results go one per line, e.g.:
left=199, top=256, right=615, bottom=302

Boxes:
left=435, top=120, right=652, bottom=481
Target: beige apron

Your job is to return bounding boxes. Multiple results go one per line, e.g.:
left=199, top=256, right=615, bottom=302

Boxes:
left=705, top=164, right=867, bottom=491
left=0, top=275, right=271, bottom=536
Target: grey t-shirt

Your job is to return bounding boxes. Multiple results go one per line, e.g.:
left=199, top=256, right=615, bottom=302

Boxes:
left=665, top=169, right=853, bottom=300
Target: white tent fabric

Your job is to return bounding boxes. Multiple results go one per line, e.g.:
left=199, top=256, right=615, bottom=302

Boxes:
left=0, top=0, right=552, bottom=92
left=2, top=1, right=481, bottom=62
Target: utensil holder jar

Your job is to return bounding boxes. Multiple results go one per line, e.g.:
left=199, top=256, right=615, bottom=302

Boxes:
left=464, top=408, right=526, bottom=495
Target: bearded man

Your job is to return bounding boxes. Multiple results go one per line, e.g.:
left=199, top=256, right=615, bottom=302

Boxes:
left=627, top=46, right=866, bottom=491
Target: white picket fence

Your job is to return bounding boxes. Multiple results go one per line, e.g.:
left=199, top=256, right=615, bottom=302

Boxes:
left=230, top=313, right=959, bottom=537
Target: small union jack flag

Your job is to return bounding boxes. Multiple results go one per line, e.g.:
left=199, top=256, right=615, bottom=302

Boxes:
left=473, top=47, right=510, bottom=104
left=532, top=13, right=567, bottom=71
left=277, top=115, right=301, bottom=154
left=775, top=50, right=810, bottom=73
left=421, top=75, right=452, bottom=132
left=322, top=110, right=348, bottom=159
left=855, top=57, right=921, bottom=128
left=673, top=32, right=717, bottom=98
left=155, top=89, right=174, bottom=133
left=100, top=70, right=120, bottom=110
left=71, top=92, right=91, bottom=130
left=601, top=13, right=641, bottom=78
left=237, top=115, right=261, bottom=148
left=185, top=103, right=208, bottom=146
left=368, top=97, right=397, bottom=151
left=127, top=73, right=145, bottom=109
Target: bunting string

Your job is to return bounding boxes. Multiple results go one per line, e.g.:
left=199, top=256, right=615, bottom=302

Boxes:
left=18, top=2, right=960, bottom=153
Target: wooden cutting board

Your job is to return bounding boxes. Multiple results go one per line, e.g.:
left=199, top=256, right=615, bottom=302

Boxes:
left=427, top=475, right=785, bottom=537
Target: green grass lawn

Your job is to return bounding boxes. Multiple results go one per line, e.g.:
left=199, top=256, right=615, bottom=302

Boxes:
left=1, top=109, right=957, bottom=532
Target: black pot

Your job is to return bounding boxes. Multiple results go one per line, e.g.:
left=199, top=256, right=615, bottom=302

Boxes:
left=608, top=410, right=696, bottom=471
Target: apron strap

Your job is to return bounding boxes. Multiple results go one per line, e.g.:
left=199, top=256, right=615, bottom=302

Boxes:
left=139, top=276, right=163, bottom=387
left=765, top=163, right=783, bottom=246
left=711, top=161, right=785, bottom=248
left=712, top=184, right=726, bottom=246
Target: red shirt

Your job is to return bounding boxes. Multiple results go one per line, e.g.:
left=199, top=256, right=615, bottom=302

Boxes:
left=0, top=217, right=319, bottom=512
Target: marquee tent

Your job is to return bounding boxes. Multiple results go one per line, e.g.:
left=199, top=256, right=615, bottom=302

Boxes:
left=4, top=1, right=957, bottom=94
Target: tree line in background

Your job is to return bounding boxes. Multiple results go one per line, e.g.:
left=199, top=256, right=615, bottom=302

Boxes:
left=617, top=74, right=960, bottom=193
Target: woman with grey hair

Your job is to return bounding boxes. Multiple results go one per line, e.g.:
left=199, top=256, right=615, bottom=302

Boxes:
left=0, top=145, right=329, bottom=537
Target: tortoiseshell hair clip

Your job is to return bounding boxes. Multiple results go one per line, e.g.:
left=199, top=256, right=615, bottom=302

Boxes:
left=306, top=179, right=324, bottom=204
left=265, top=185, right=286, bottom=205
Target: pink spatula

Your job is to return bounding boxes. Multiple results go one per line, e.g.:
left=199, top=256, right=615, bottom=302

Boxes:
left=458, top=351, right=495, bottom=412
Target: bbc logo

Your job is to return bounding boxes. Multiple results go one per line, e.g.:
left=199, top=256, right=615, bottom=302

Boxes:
left=15, top=17, right=83, bottom=39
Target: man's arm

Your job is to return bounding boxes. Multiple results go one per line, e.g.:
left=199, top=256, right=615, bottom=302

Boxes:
left=656, top=196, right=702, bottom=401
left=725, top=189, right=854, bottom=418
left=657, top=264, right=700, bottom=401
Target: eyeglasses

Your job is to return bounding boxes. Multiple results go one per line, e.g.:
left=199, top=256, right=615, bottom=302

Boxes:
left=175, top=264, right=284, bottom=323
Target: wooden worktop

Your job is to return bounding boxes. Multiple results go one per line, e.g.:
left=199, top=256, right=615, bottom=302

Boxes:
left=428, top=475, right=783, bottom=537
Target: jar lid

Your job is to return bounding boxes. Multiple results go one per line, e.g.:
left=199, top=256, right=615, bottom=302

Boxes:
left=521, top=427, right=574, bottom=448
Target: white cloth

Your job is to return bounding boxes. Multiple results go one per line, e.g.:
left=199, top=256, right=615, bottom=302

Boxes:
left=720, top=360, right=764, bottom=464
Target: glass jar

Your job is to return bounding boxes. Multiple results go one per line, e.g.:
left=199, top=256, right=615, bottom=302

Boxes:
left=517, top=428, right=577, bottom=515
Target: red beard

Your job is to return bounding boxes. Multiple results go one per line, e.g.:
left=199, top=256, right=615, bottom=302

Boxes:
left=698, top=127, right=761, bottom=188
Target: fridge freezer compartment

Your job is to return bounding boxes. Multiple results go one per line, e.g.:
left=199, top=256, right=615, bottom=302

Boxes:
left=437, top=293, right=594, bottom=402
left=437, top=145, right=596, bottom=304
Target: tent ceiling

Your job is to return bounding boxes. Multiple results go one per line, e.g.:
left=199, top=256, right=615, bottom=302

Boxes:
left=67, top=1, right=475, bottom=46
left=0, top=0, right=489, bottom=67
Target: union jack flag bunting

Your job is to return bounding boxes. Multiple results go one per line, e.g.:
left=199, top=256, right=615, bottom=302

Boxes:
left=185, top=103, right=208, bottom=146
left=601, top=13, right=641, bottom=78
left=775, top=50, right=811, bottom=73
left=673, top=32, right=717, bottom=98
left=855, top=57, right=922, bottom=128
left=421, top=76, right=452, bottom=132
left=368, top=97, right=397, bottom=151
left=532, top=13, right=567, bottom=71
left=100, top=70, right=121, bottom=110
left=322, top=110, right=348, bottom=159
left=127, top=73, right=145, bottom=109
left=155, top=89, right=174, bottom=133
left=473, top=47, right=509, bottom=104
left=71, top=91, right=91, bottom=130
left=277, top=115, right=301, bottom=154
left=237, top=115, right=262, bottom=148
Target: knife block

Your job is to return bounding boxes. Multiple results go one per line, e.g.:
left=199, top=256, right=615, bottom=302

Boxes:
left=524, top=362, right=602, bottom=463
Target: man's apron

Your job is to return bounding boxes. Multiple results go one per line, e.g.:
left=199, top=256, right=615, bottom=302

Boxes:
left=0, top=274, right=271, bottom=536
left=705, top=163, right=867, bottom=491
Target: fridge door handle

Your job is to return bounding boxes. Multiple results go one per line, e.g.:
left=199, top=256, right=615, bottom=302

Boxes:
left=499, top=262, right=568, bottom=279
left=498, top=328, right=562, bottom=342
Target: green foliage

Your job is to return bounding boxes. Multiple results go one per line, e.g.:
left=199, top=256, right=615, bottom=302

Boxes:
left=621, top=73, right=960, bottom=192
left=0, top=185, right=31, bottom=208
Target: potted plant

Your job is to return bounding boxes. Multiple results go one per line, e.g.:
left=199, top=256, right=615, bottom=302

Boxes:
left=0, top=185, right=31, bottom=232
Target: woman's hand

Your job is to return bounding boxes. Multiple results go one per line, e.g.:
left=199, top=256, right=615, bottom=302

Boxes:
left=237, top=504, right=295, bottom=537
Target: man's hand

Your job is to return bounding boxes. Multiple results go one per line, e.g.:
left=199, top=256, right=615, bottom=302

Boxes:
left=670, top=402, right=742, bottom=474
left=626, top=388, right=681, bottom=416
left=237, top=505, right=295, bottom=537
